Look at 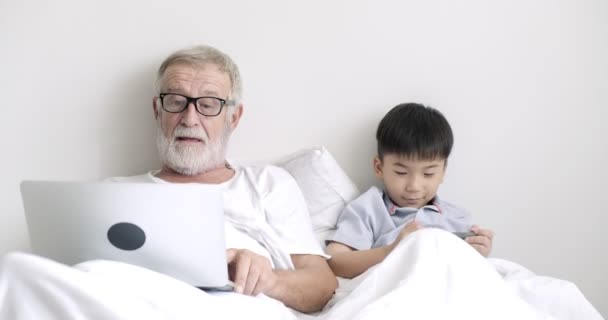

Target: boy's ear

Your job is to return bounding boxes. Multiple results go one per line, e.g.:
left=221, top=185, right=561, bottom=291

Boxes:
left=373, top=156, right=384, bottom=179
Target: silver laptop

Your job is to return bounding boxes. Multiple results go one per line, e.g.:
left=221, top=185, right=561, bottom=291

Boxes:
left=20, top=180, right=232, bottom=291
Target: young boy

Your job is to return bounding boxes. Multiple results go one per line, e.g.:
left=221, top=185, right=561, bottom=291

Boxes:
left=326, top=103, right=494, bottom=279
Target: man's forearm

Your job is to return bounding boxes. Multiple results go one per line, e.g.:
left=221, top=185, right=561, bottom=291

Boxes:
left=267, top=259, right=337, bottom=313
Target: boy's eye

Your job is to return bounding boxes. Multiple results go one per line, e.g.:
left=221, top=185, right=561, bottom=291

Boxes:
left=424, top=173, right=436, bottom=177
left=394, top=171, right=407, bottom=175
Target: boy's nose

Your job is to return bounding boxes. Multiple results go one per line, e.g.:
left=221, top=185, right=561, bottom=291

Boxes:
left=405, top=177, right=421, bottom=191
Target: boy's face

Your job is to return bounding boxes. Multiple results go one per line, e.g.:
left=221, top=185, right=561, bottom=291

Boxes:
left=374, top=153, right=447, bottom=209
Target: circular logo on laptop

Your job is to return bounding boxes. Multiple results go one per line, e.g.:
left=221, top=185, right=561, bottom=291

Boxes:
left=107, top=222, right=146, bottom=251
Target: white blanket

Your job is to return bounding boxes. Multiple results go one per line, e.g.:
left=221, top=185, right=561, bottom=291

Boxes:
left=301, top=229, right=603, bottom=320
left=0, top=229, right=602, bottom=320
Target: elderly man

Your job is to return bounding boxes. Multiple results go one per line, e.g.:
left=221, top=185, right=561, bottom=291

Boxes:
left=0, top=45, right=336, bottom=319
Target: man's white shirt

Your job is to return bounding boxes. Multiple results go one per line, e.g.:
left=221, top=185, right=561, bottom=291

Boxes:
left=107, top=165, right=326, bottom=269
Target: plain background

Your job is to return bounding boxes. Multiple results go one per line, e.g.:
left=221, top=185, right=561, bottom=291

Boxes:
left=1, top=0, right=606, bottom=316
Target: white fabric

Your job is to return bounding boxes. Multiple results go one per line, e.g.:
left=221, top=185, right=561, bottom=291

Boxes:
left=2, top=229, right=602, bottom=320
left=0, top=252, right=297, bottom=320
left=276, top=146, right=360, bottom=240
left=224, top=165, right=327, bottom=264
left=490, top=258, right=604, bottom=320
left=315, top=229, right=548, bottom=320
left=108, top=165, right=327, bottom=269
left=310, top=229, right=603, bottom=320
left=1, top=148, right=602, bottom=319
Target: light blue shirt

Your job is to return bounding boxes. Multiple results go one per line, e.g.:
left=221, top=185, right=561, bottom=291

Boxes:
left=329, top=186, right=472, bottom=250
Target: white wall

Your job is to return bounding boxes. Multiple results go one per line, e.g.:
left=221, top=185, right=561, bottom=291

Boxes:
left=1, top=0, right=606, bottom=315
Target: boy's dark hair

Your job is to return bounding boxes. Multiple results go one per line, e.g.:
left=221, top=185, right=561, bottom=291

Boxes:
left=376, top=103, right=453, bottom=160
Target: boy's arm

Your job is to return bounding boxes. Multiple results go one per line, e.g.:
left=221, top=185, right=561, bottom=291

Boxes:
left=326, top=242, right=393, bottom=279
left=326, top=222, right=422, bottom=279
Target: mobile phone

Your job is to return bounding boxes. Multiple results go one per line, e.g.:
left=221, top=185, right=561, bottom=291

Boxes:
left=452, top=231, right=475, bottom=239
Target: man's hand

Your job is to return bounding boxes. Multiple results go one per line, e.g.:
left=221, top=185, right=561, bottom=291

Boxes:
left=226, top=248, right=277, bottom=296
left=465, top=225, right=494, bottom=257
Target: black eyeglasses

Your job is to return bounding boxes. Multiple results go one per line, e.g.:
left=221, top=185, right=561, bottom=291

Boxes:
left=158, top=93, right=234, bottom=117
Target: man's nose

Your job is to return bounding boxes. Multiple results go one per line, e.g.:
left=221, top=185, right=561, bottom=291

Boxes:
left=180, top=103, right=200, bottom=127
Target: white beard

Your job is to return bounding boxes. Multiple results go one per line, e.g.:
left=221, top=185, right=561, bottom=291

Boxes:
left=156, top=121, right=231, bottom=176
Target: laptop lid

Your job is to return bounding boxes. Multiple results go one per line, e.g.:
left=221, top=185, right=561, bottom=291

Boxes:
left=20, top=180, right=231, bottom=290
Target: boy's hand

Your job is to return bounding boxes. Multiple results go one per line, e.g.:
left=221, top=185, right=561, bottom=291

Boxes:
left=465, top=225, right=494, bottom=257
left=393, top=221, right=423, bottom=246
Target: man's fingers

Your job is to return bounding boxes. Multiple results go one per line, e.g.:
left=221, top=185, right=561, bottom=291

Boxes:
left=231, top=252, right=251, bottom=294
left=226, top=248, right=237, bottom=263
left=252, top=271, right=272, bottom=296
left=243, top=263, right=261, bottom=295
left=225, top=249, right=274, bottom=296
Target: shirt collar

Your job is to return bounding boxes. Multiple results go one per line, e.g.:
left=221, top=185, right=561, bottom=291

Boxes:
left=383, top=191, right=442, bottom=215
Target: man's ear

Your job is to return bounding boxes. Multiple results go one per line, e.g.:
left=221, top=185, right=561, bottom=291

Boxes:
left=228, top=103, right=244, bottom=131
left=373, top=156, right=384, bottom=179
left=153, top=97, right=160, bottom=120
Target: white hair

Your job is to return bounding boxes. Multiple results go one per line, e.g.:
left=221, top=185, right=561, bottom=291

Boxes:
left=154, top=45, right=243, bottom=106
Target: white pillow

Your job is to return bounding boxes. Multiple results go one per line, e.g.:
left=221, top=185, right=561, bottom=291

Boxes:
left=276, top=146, right=360, bottom=244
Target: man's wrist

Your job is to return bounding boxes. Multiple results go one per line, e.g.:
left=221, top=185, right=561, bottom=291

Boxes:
left=264, top=270, right=287, bottom=300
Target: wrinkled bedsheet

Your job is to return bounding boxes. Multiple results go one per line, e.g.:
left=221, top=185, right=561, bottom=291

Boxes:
left=0, top=229, right=602, bottom=320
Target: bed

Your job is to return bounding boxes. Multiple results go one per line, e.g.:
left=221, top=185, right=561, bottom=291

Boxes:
left=0, top=146, right=603, bottom=320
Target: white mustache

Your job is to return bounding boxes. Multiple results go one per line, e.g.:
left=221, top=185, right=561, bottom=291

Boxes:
left=172, top=127, right=208, bottom=142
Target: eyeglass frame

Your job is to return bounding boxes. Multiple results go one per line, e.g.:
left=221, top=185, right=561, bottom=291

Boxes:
left=158, top=93, right=236, bottom=117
